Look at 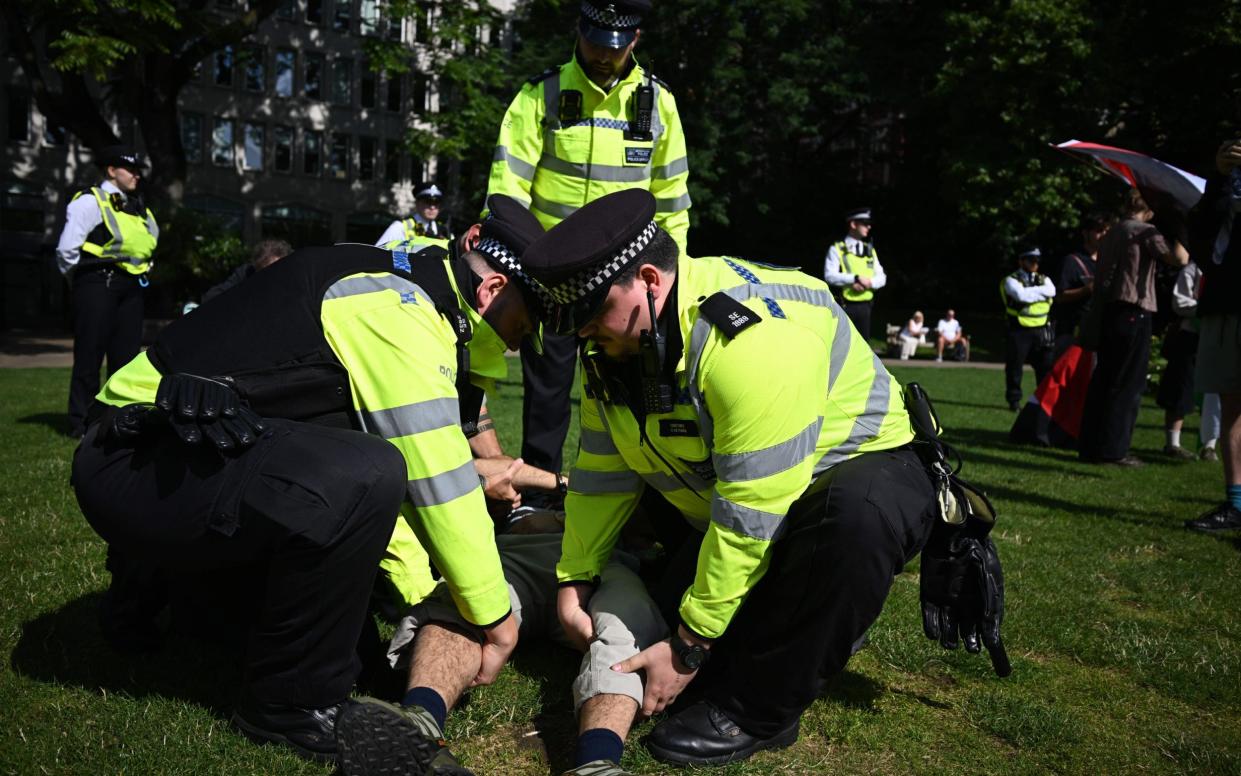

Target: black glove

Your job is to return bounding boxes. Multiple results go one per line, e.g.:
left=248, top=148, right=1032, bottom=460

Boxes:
left=154, top=373, right=266, bottom=451
left=920, top=516, right=1011, bottom=677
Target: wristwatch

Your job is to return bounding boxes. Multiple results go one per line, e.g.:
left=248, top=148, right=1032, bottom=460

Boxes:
left=671, top=635, right=710, bottom=671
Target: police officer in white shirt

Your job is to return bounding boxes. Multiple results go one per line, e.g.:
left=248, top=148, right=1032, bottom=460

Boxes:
left=57, top=145, right=159, bottom=438
left=375, top=181, right=451, bottom=249
left=823, top=208, right=887, bottom=340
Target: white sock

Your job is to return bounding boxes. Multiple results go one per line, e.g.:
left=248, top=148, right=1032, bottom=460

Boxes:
left=1203, top=438, right=1218, bottom=450
left=1167, top=429, right=1181, bottom=448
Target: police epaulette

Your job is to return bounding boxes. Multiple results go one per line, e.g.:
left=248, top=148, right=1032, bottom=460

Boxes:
left=526, top=65, right=561, bottom=85
left=649, top=73, right=669, bottom=89
left=697, top=292, right=761, bottom=339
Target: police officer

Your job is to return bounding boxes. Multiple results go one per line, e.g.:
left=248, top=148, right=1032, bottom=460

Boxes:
left=376, top=181, right=452, bottom=251
left=1001, top=246, right=1056, bottom=410
left=487, top=0, right=692, bottom=491
left=521, top=190, right=959, bottom=767
left=823, top=207, right=885, bottom=341
left=71, top=196, right=555, bottom=763
left=56, top=145, right=159, bottom=438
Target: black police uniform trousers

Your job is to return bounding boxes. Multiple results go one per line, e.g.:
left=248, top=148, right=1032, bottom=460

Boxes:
left=68, top=267, right=145, bottom=435
left=1004, top=322, right=1053, bottom=406
left=840, top=300, right=873, bottom=342
left=650, top=447, right=936, bottom=737
left=1079, top=303, right=1152, bottom=461
left=520, top=331, right=579, bottom=474
left=72, top=418, right=405, bottom=708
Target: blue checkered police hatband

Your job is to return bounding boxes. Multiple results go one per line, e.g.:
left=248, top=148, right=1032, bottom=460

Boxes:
left=474, top=235, right=555, bottom=313
left=581, top=1, right=642, bottom=30
left=546, top=219, right=659, bottom=305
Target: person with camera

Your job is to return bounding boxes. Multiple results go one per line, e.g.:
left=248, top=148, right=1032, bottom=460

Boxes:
left=824, top=207, right=886, bottom=341
left=1000, top=246, right=1057, bottom=410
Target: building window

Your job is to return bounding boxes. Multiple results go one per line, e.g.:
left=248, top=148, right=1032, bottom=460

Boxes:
left=211, top=117, right=235, bottom=166
left=306, top=0, right=324, bottom=25
left=304, top=53, right=324, bottom=99
left=276, top=0, right=296, bottom=20
left=274, top=49, right=295, bottom=97
left=2, top=180, right=47, bottom=233
left=261, top=203, right=331, bottom=247
left=358, top=136, right=376, bottom=181
left=6, top=91, right=29, bottom=142
left=360, top=62, right=377, bottom=108
left=181, top=112, right=204, bottom=163
left=332, top=58, right=353, bottom=106
left=328, top=133, right=349, bottom=179
left=44, top=122, right=67, bottom=146
left=273, top=125, right=293, bottom=172
left=186, top=195, right=245, bottom=235
left=304, top=130, right=322, bottom=175
left=332, top=0, right=352, bottom=33
left=412, top=75, right=428, bottom=115
left=385, top=74, right=402, bottom=112
left=243, top=45, right=266, bottom=92
left=384, top=139, right=402, bottom=184
left=243, top=122, right=265, bottom=171
left=414, top=3, right=433, bottom=43
left=213, top=46, right=234, bottom=86
left=385, top=4, right=403, bottom=41
left=360, top=0, right=379, bottom=35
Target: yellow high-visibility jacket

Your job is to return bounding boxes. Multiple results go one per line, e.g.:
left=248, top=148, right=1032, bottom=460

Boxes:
left=74, top=186, right=158, bottom=275
left=557, top=254, right=916, bottom=638
left=486, top=51, right=691, bottom=253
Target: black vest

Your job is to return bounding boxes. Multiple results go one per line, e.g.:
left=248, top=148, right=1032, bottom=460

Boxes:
left=150, top=243, right=476, bottom=429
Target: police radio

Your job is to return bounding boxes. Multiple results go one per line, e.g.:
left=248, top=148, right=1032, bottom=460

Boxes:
left=638, top=288, right=674, bottom=414
left=559, top=90, right=583, bottom=124
left=627, top=69, right=655, bottom=142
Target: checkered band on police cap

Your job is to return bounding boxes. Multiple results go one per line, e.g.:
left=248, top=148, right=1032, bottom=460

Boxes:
left=581, top=1, right=643, bottom=30
left=546, top=219, right=659, bottom=304
left=475, top=234, right=555, bottom=312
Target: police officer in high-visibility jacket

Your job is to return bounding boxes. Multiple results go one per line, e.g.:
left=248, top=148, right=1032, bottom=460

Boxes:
left=522, top=190, right=941, bottom=767
left=487, top=0, right=691, bottom=493
left=71, top=196, right=558, bottom=764
left=1001, top=246, right=1056, bottom=410
left=823, top=207, right=885, bottom=341
left=375, top=181, right=452, bottom=252
left=56, top=145, right=159, bottom=438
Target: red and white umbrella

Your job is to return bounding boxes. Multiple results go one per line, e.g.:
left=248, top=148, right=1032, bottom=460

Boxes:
left=1053, top=139, right=1206, bottom=211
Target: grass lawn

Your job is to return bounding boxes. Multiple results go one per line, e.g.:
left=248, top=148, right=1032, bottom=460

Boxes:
left=1, top=364, right=1238, bottom=775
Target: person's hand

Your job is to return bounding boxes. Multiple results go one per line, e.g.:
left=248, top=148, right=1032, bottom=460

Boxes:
left=471, top=612, right=518, bottom=687
left=611, top=637, right=699, bottom=716
left=1216, top=139, right=1241, bottom=175
left=851, top=281, right=866, bottom=293
left=474, top=456, right=524, bottom=504
left=556, top=583, right=596, bottom=652
left=858, top=276, right=873, bottom=289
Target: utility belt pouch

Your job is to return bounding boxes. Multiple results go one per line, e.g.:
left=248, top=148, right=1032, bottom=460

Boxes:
left=904, top=382, right=997, bottom=531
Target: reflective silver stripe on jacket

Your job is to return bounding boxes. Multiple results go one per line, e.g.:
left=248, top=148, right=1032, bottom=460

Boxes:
left=711, top=495, right=788, bottom=541
left=407, top=459, right=479, bottom=507
left=493, top=145, right=537, bottom=181
left=323, top=275, right=432, bottom=304
left=653, top=156, right=689, bottom=179
left=655, top=192, right=693, bottom=213
left=812, top=351, right=892, bottom=475
left=94, top=189, right=126, bottom=258
left=531, top=191, right=579, bottom=221
left=713, top=417, right=823, bottom=483
left=640, top=468, right=712, bottom=495
left=569, top=467, right=643, bottom=494
left=361, top=396, right=459, bottom=440
left=538, top=153, right=652, bottom=183
left=579, top=427, right=620, bottom=456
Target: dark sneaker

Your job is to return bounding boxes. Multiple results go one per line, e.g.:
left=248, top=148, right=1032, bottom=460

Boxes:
left=561, top=761, right=634, bottom=776
left=647, top=701, right=799, bottom=766
left=1086, top=455, right=1144, bottom=467
left=1199, top=447, right=1219, bottom=462
left=1184, top=503, right=1241, bottom=533
left=336, top=697, right=474, bottom=775
left=231, top=700, right=341, bottom=763
left=1163, top=445, right=1195, bottom=460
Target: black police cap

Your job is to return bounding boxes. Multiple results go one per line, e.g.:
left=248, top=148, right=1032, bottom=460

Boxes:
left=97, top=145, right=146, bottom=172
left=473, top=194, right=553, bottom=314
left=414, top=181, right=444, bottom=200
left=522, top=189, right=659, bottom=334
left=579, top=0, right=650, bottom=49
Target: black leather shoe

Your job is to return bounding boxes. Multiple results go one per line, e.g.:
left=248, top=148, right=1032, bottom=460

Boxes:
left=646, top=701, right=799, bottom=766
left=232, top=699, right=342, bottom=763
left=1185, top=503, right=1241, bottom=533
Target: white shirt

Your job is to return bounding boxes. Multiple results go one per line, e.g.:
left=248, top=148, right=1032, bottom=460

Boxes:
left=375, top=212, right=444, bottom=248
left=936, top=318, right=962, bottom=340
left=1171, top=262, right=1201, bottom=330
left=1003, top=271, right=1056, bottom=304
left=823, top=235, right=887, bottom=291
left=55, top=180, right=126, bottom=276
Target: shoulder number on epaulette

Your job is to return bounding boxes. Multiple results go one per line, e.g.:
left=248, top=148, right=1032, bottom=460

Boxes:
left=698, top=292, right=761, bottom=339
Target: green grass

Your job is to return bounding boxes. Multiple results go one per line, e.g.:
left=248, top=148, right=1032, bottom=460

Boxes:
left=1, top=365, right=1238, bottom=775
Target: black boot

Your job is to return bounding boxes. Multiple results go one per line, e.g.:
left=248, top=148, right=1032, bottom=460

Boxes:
left=646, top=701, right=799, bottom=766
left=232, top=698, right=342, bottom=763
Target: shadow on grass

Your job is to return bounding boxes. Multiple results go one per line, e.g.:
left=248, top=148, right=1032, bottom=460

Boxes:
left=506, top=642, right=581, bottom=774
left=9, top=592, right=242, bottom=716
left=17, top=412, right=71, bottom=434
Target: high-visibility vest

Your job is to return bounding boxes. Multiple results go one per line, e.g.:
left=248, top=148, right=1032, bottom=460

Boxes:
left=557, top=254, right=915, bottom=638
left=835, top=241, right=877, bottom=302
left=399, top=218, right=450, bottom=251
left=1000, top=271, right=1052, bottom=327
left=486, top=52, right=692, bottom=254
left=74, top=187, right=158, bottom=275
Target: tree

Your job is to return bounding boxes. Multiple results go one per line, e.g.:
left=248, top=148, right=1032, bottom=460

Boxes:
left=3, top=0, right=285, bottom=211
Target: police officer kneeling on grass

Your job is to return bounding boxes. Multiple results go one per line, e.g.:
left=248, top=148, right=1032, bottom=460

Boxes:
left=521, top=190, right=1011, bottom=767
left=71, top=196, right=556, bottom=763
